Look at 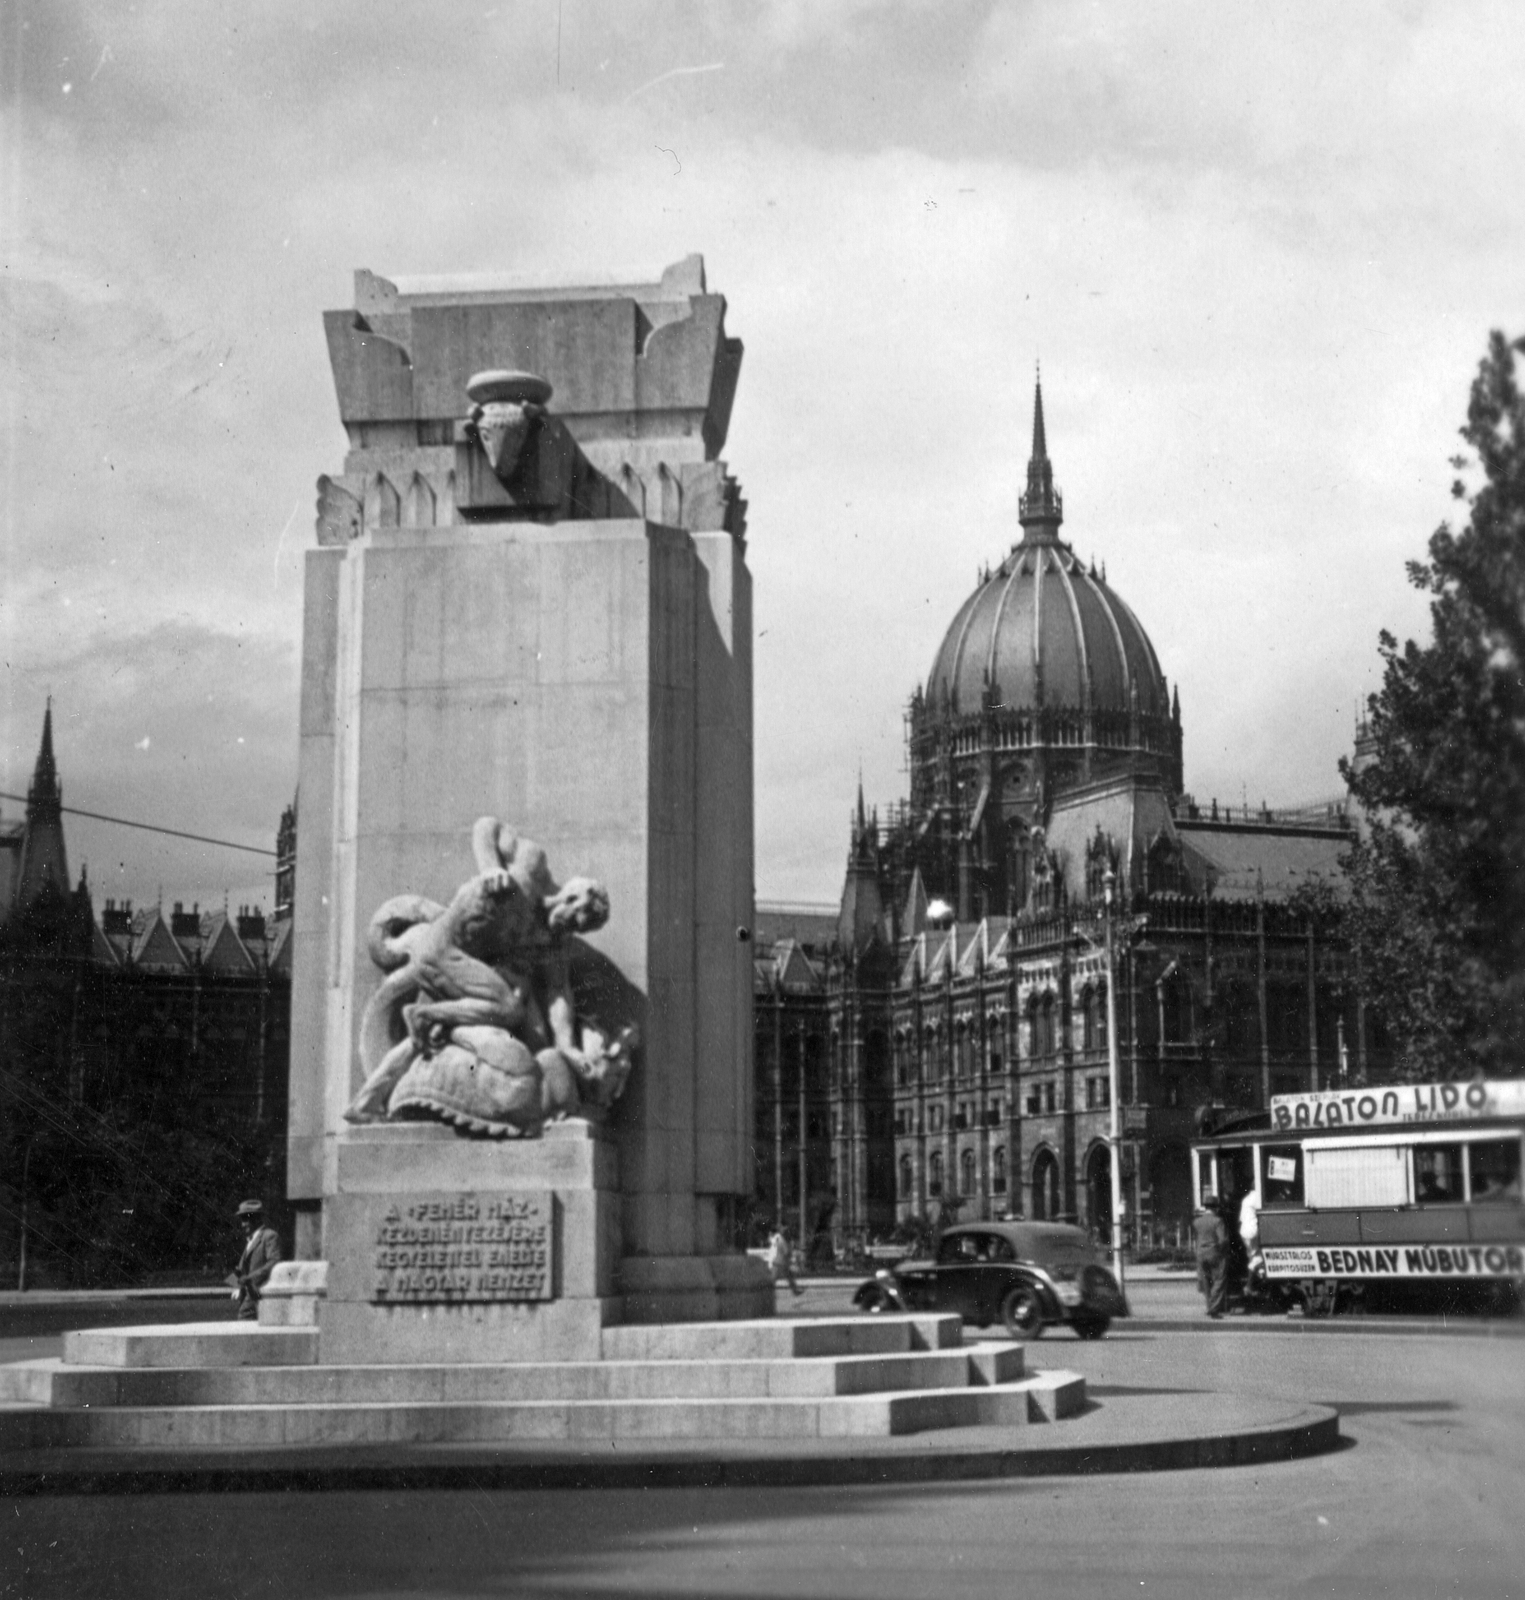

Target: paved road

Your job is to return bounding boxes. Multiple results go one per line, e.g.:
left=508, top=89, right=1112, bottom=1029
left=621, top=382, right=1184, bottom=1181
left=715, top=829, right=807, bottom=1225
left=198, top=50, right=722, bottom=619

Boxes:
left=7, top=1311, right=1524, bottom=1599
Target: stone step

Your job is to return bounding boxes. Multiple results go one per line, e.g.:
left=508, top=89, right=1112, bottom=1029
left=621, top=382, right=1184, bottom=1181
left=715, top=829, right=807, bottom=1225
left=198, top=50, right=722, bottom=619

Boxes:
left=46, top=1316, right=948, bottom=1375
left=0, top=1376, right=1075, bottom=1450
left=600, top=1314, right=961, bottom=1362
left=62, top=1324, right=318, bottom=1370
left=0, top=1343, right=1025, bottom=1410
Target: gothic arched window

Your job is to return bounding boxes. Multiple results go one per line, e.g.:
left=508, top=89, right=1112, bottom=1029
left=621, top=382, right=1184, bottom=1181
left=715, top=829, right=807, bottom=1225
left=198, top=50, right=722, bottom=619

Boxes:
left=1032, top=1148, right=1061, bottom=1220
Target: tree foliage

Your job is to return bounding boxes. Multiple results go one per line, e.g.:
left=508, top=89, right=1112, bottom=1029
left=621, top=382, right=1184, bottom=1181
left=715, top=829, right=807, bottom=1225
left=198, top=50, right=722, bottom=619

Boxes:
left=1341, top=331, right=1525, bottom=1079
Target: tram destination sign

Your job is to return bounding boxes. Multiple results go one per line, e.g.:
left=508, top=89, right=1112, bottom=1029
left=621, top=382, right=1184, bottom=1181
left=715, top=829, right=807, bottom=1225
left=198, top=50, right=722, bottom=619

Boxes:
left=1264, top=1243, right=1525, bottom=1281
left=1269, top=1079, right=1525, bottom=1133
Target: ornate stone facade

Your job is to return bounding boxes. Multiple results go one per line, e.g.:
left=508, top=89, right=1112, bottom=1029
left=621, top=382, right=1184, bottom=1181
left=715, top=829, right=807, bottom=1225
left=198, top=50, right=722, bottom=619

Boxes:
left=0, top=710, right=292, bottom=1286
left=751, top=386, right=1391, bottom=1257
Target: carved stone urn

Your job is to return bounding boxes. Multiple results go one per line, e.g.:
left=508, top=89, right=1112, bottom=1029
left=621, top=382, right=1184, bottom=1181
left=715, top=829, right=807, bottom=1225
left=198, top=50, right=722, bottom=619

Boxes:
left=465, top=369, right=553, bottom=484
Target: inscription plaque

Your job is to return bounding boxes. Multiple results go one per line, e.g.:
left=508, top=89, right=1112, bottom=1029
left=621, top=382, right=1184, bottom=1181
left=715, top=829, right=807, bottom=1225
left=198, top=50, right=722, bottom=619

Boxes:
left=370, top=1191, right=554, bottom=1303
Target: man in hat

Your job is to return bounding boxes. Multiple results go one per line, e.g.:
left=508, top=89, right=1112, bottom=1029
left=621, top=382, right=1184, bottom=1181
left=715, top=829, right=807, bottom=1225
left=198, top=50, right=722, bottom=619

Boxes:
left=1192, top=1197, right=1230, bottom=1320
left=230, top=1200, right=282, bottom=1321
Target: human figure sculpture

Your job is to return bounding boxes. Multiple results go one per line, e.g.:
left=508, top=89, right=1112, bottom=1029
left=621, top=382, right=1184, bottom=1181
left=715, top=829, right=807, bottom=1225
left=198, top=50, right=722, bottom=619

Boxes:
left=343, top=817, right=635, bottom=1136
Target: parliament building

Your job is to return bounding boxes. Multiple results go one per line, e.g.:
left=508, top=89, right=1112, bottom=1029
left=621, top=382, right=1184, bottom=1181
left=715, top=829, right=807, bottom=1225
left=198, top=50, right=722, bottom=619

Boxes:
left=751, top=385, right=1390, bottom=1254
left=0, top=707, right=293, bottom=1285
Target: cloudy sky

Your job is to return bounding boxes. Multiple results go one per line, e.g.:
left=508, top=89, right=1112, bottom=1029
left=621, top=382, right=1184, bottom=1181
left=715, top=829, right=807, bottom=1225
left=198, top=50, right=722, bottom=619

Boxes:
left=3, top=0, right=1521, bottom=915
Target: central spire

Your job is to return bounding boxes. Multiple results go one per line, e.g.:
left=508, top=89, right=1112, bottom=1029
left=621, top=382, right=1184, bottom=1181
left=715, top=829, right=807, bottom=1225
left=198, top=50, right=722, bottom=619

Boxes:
left=1018, top=374, right=1063, bottom=541
left=27, top=699, right=61, bottom=819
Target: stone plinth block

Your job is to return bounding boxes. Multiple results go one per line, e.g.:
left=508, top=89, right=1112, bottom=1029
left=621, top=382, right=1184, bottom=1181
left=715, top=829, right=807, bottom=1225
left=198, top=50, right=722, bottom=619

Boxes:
left=334, top=1121, right=617, bottom=1194
left=319, top=1122, right=622, bottom=1365
left=258, top=1261, right=329, bottom=1328
left=62, top=1325, right=318, bottom=1370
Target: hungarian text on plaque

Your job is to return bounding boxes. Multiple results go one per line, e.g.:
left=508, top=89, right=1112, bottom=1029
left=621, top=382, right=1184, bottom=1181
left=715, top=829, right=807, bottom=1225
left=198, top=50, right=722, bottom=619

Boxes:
left=370, top=1192, right=553, bottom=1302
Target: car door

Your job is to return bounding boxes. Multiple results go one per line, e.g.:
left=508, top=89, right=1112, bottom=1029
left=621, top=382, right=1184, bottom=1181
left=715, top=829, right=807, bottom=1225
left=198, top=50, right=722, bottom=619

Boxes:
left=975, top=1232, right=1019, bottom=1325
left=933, top=1232, right=984, bottom=1321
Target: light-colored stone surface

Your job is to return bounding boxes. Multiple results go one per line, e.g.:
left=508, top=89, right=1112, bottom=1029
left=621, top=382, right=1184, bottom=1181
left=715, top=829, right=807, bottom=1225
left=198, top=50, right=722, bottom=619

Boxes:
left=0, top=1347, right=1002, bottom=1411
left=0, top=1385, right=1044, bottom=1450
left=60, top=1324, right=318, bottom=1370
left=961, top=1341, right=1027, bottom=1387
left=316, top=1122, right=624, bottom=1364
left=264, top=1261, right=330, bottom=1294
left=343, top=814, right=627, bottom=1133
left=333, top=1122, right=615, bottom=1193
left=291, top=262, right=756, bottom=1325
left=318, top=1295, right=620, bottom=1368
left=257, top=1261, right=328, bottom=1328
left=600, top=1313, right=961, bottom=1363
left=1019, top=1369, right=1088, bottom=1421
left=293, top=519, right=753, bottom=1276
left=0, top=1315, right=1094, bottom=1452
left=690, top=529, right=753, bottom=1199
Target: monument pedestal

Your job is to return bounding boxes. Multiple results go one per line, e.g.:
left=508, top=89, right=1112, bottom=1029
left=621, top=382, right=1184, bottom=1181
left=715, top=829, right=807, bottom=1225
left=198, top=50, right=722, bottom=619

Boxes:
left=319, top=1121, right=621, bottom=1364
left=290, top=261, right=766, bottom=1349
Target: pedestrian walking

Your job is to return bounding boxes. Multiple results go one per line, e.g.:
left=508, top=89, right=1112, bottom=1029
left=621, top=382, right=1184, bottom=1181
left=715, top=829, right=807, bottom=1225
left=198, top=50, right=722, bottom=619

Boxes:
left=1238, top=1188, right=1260, bottom=1255
left=229, top=1199, right=282, bottom=1321
left=767, top=1225, right=803, bottom=1297
left=1192, top=1199, right=1229, bottom=1319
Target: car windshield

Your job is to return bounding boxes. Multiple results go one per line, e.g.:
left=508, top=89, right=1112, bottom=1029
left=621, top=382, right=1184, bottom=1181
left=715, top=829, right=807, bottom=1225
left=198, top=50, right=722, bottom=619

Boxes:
left=936, top=1231, right=1017, bottom=1264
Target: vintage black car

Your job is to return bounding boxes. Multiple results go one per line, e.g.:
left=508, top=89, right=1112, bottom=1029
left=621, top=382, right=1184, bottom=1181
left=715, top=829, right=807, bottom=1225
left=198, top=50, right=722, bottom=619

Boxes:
left=853, top=1221, right=1129, bottom=1339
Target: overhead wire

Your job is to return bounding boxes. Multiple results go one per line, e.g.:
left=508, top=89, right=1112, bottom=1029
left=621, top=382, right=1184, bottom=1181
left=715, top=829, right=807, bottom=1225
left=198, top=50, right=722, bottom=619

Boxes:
left=0, top=792, right=278, bottom=858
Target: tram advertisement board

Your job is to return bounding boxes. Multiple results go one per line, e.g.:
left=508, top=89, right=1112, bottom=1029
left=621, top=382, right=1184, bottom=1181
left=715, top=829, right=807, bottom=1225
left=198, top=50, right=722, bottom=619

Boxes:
left=1269, top=1079, right=1525, bottom=1134
left=1263, top=1243, right=1525, bottom=1281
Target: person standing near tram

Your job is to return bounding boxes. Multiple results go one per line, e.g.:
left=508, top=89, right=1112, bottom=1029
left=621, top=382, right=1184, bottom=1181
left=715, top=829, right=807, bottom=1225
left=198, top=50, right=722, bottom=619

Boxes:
left=1239, top=1187, right=1261, bottom=1255
left=1193, top=1198, right=1230, bottom=1320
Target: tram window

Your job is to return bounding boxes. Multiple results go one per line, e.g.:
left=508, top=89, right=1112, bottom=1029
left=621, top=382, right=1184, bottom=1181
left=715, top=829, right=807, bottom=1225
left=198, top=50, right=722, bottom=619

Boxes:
left=1262, top=1146, right=1303, bottom=1207
left=1469, top=1140, right=1522, bottom=1202
left=1198, top=1155, right=1217, bottom=1205
left=1413, top=1144, right=1465, bottom=1204
left=1218, top=1146, right=1256, bottom=1210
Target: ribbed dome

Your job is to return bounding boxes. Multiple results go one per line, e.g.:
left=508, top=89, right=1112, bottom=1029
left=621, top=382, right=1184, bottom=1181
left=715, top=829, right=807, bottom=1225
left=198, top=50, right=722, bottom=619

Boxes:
left=925, top=378, right=1167, bottom=721
left=926, top=541, right=1167, bottom=719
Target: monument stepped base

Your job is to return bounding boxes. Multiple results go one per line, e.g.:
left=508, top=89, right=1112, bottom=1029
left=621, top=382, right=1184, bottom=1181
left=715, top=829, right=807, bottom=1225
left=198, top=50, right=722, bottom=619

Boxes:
left=0, top=1315, right=1086, bottom=1450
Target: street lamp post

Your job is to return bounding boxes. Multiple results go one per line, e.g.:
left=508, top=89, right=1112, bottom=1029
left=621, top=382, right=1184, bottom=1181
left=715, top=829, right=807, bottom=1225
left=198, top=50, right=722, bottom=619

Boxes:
left=1102, top=866, right=1127, bottom=1298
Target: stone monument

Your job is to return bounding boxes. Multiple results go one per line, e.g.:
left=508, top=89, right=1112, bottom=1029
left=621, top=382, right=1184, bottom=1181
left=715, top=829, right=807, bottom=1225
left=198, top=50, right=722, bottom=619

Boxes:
left=288, top=256, right=769, bottom=1362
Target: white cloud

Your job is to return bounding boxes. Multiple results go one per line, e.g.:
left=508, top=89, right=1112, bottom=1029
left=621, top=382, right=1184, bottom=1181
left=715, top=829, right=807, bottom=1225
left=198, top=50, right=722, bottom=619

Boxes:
left=3, top=0, right=1520, bottom=907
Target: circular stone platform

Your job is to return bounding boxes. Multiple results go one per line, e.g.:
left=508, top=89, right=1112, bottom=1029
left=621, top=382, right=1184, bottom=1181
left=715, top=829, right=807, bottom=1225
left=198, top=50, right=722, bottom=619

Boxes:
left=0, top=1391, right=1338, bottom=1494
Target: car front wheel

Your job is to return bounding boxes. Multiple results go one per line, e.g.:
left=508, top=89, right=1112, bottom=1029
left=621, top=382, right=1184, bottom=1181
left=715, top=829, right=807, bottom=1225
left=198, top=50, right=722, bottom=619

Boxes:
left=1000, top=1283, right=1044, bottom=1339
left=1071, top=1314, right=1110, bottom=1340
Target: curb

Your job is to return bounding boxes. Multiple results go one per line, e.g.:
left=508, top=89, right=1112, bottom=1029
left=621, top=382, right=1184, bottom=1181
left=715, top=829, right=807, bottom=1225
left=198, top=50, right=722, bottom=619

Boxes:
left=0, top=1404, right=1340, bottom=1496
left=1125, top=1315, right=1525, bottom=1340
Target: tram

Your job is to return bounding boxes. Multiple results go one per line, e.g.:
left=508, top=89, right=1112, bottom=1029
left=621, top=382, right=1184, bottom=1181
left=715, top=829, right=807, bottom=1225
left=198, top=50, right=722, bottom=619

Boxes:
left=1191, top=1079, right=1525, bottom=1314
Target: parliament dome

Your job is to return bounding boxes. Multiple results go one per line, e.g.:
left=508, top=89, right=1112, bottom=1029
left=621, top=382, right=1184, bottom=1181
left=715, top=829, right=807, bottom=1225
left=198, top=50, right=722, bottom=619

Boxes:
left=925, top=383, right=1168, bottom=722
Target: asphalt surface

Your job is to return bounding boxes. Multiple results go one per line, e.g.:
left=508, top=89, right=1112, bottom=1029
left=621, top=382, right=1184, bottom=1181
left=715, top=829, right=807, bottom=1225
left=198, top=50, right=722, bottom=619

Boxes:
left=4, top=1276, right=1523, bottom=1598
